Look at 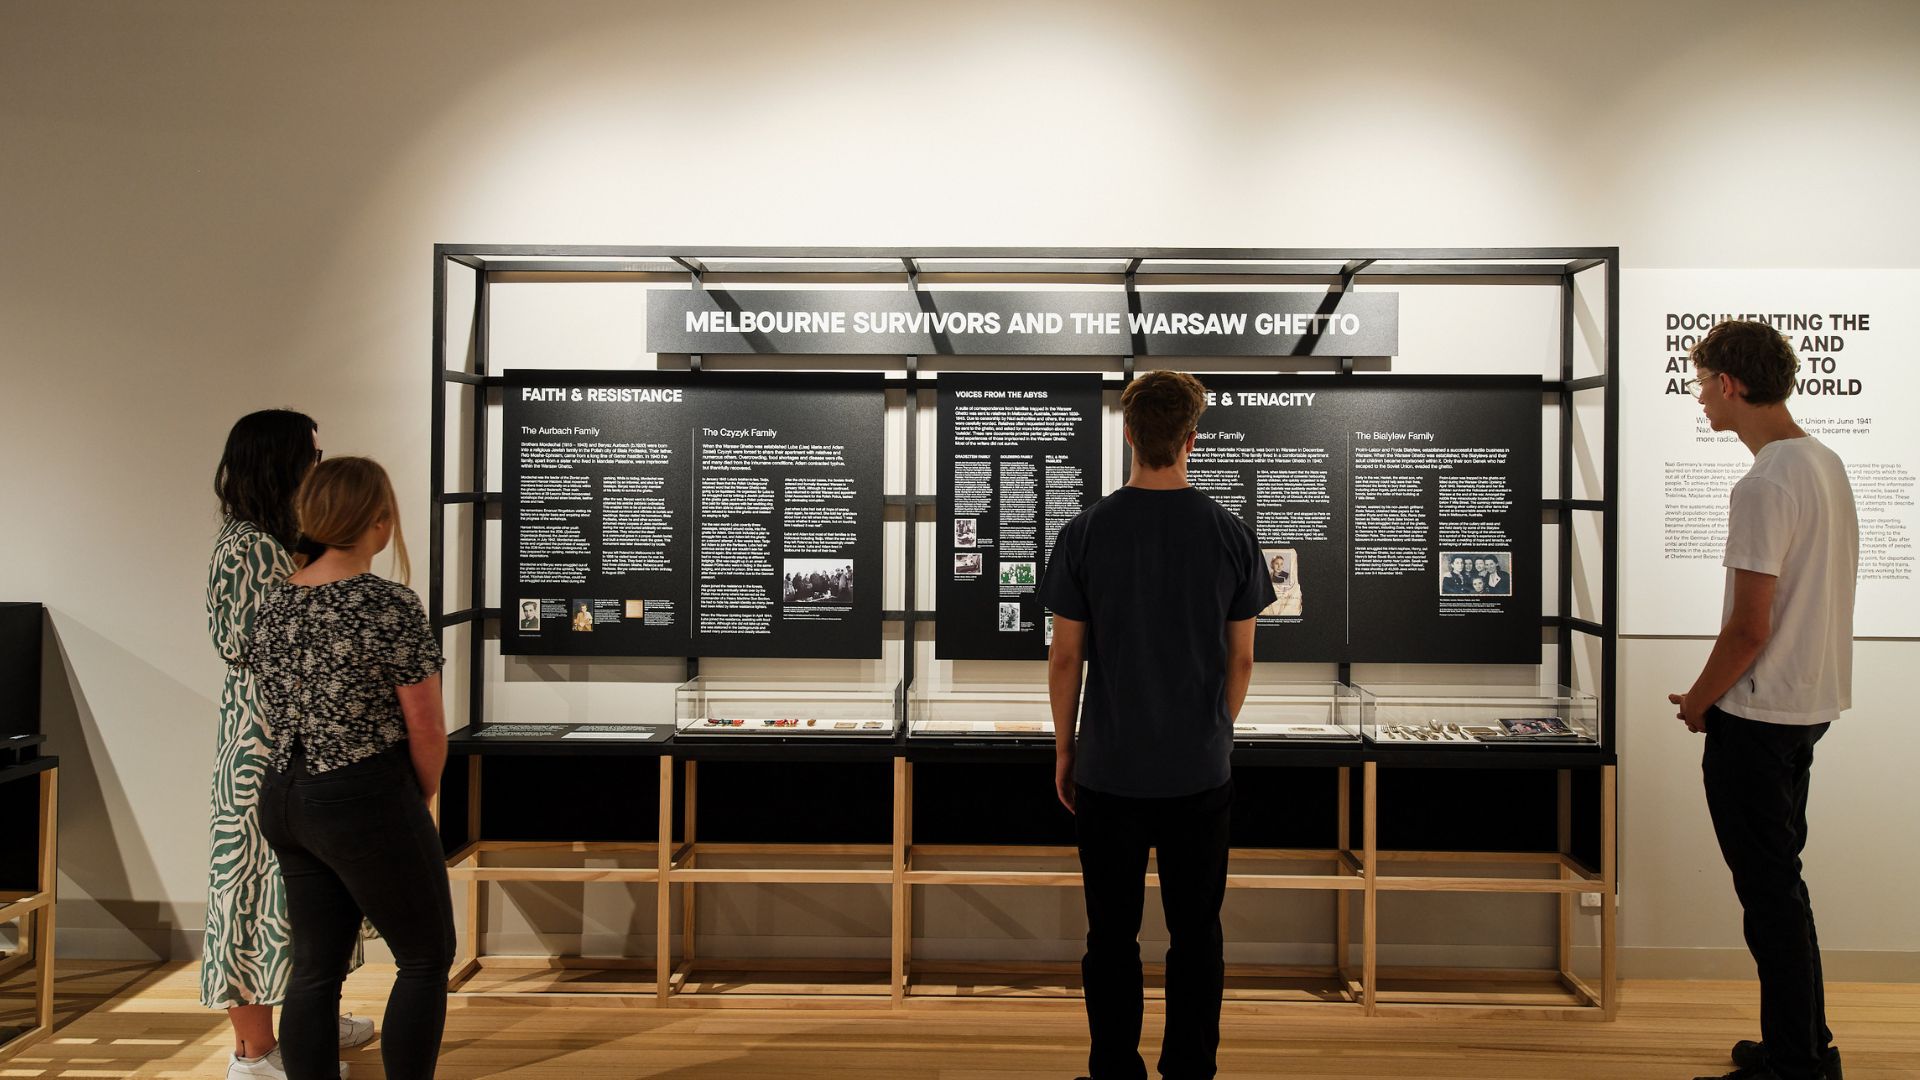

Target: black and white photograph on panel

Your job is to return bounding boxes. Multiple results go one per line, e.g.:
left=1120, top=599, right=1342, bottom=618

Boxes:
left=934, top=372, right=1103, bottom=659
left=781, top=558, right=854, bottom=604
left=1260, top=547, right=1303, bottom=617
left=502, top=369, right=886, bottom=659
left=1188, top=374, right=1540, bottom=664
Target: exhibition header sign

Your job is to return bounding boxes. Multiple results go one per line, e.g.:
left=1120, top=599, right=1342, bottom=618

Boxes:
left=647, top=289, right=1398, bottom=357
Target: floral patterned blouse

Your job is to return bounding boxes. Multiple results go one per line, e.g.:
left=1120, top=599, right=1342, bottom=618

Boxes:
left=247, top=573, right=443, bottom=773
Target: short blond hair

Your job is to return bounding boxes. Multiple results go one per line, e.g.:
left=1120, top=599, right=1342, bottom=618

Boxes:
left=296, top=456, right=411, bottom=584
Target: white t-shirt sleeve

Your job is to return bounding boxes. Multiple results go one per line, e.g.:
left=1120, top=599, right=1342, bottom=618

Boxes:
left=1722, top=475, right=1796, bottom=577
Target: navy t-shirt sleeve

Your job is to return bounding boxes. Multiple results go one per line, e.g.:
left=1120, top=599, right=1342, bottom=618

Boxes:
left=1226, top=527, right=1275, bottom=620
left=1040, top=517, right=1091, bottom=621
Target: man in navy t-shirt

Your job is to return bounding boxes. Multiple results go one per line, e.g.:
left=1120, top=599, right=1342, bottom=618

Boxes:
left=1041, top=370, right=1272, bottom=1080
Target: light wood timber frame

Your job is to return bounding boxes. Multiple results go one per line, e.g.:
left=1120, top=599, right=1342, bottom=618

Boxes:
left=443, top=756, right=670, bottom=999
left=441, top=753, right=1616, bottom=1017
left=1358, top=763, right=1618, bottom=1020
left=0, top=767, right=57, bottom=1063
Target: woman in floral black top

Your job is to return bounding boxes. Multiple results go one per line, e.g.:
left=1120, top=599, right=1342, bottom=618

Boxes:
left=249, top=457, right=453, bottom=1080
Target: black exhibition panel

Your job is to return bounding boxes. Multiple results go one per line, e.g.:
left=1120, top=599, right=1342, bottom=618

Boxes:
left=501, top=369, right=887, bottom=660
left=935, top=372, right=1104, bottom=659
left=0, top=602, right=42, bottom=739
left=1190, top=375, right=1542, bottom=665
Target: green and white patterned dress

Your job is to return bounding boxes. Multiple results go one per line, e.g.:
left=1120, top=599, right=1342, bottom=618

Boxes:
left=201, top=518, right=362, bottom=1007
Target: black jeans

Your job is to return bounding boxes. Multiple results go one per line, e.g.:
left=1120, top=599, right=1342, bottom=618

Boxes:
left=260, top=746, right=456, bottom=1080
left=1702, top=707, right=1833, bottom=1080
left=1075, top=780, right=1233, bottom=1080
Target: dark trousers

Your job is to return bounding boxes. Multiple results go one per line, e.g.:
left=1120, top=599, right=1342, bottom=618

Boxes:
left=1702, top=707, right=1832, bottom=1080
left=1075, top=780, right=1233, bottom=1080
left=260, top=747, right=456, bottom=1080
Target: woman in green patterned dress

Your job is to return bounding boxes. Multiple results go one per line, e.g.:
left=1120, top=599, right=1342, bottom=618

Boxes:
left=207, top=411, right=372, bottom=1078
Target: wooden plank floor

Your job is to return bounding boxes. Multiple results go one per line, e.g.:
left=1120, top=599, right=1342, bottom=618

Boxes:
left=3, top=961, right=1916, bottom=1078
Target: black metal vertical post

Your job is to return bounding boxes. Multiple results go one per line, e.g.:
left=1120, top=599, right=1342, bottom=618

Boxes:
left=470, top=268, right=491, bottom=727
left=430, top=249, right=448, bottom=628
left=1602, top=252, right=1621, bottom=750
left=685, top=260, right=702, bottom=679
left=1558, top=273, right=1576, bottom=688
left=902, top=353, right=920, bottom=704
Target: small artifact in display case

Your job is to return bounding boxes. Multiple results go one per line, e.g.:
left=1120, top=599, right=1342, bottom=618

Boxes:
left=1356, top=683, right=1600, bottom=748
left=675, top=675, right=900, bottom=738
left=1498, top=716, right=1576, bottom=738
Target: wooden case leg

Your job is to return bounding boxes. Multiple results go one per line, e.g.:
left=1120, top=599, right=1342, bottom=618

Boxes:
left=1601, top=765, right=1618, bottom=1020
left=657, top=756, right=674, bottom=1005
left=34, top=768, right=55, bottom=1035
left=450, top=757, right=484, bottom=990
left=890, top=757, right=909, bottom=1007
left=1556, top=768, right=1574, bottom=980
left=681, top=760, right=698, bottom=969
left=1362, top=761, right=1377, bottom=1015
left=1, top=768, right=58, bottom=1062
left=1335, top=766, right=1352, bottom=989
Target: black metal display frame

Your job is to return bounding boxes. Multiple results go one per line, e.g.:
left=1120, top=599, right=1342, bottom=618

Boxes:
left=431, top=245, right=1618, bottom=746
left=428, top=245, right=1621, bottom=1012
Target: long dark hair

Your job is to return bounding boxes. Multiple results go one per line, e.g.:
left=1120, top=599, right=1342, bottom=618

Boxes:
left=215, top=409, right=318, bottom=551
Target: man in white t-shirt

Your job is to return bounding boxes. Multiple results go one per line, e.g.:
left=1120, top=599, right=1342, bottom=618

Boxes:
left=1669, top=320, right=1858, bottom=1080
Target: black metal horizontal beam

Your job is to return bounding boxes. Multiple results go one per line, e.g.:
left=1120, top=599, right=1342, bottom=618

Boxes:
left=434, top=607, right=500, bottom=629
left=884, top=494, right=934, bottom=507
left=1544, top=615, right=1606, bottom=637
left=461, top=261, right=1580, bottom=283
left=444, top=370, right=487, bottom=385
left=436, top=244, right=1618, bottom=265
left=484, top=260, right=688, bottom=275
left=881, top=609, right=937, bottom=622
left=438, top=492, right=502, bottom=505
left=1565, top=258, right=1607, bottom=274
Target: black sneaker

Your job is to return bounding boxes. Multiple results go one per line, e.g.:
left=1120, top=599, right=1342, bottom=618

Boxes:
left=1730, top=1040, right=1843, bottom=1080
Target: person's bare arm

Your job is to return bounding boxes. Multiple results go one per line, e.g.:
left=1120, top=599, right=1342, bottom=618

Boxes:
left=396, top=674, right=448, bottom=800
left=1048, top=616, right=1087, bottom=813
left=1669, top=569, right=1776, bottom=733
left=1224, top=616, right=1257, bottom=720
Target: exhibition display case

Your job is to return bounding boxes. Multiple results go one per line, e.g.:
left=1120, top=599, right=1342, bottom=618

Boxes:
left=906, top=679, right=1363, bottom=744
left=674, top=675, right=902, bottom=738
left=907, top=679, right=1052, bottom=738
left=1236, top=681, right=1364, bottom=743
left=1358, top=682, right=1601, bottom=749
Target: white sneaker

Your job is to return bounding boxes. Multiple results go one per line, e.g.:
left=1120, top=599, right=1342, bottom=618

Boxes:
left=226, top=1047, right=350, bottom=1079
left=338, top=1013, right=375, bottom=1049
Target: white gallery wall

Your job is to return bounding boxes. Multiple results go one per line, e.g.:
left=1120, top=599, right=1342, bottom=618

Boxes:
left=3, top=0, right=1918, bottom=977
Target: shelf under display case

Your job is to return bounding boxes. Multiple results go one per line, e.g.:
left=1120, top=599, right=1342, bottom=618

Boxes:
left=674, top=675, right=902, bottom=738
left=1357, top=682, right=1600, bottom=748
